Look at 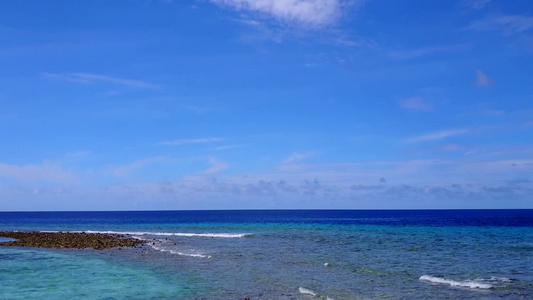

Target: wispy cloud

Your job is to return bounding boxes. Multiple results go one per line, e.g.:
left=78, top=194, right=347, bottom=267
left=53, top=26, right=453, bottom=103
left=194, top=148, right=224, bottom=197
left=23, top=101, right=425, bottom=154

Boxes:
left=407, top=129, right=471, bottom=143
left=43, top=73, right=160, bottom=89
left=399, top=97, right=433, bottom=111
left=213, top=144, right=245, bottom=151
left=210, top=0, right=359, bottom=28
left=109, top=156, right=167, bottom=177
left=235, top=17, right=287, bottom=43
left=329, top=33, right=378, bottom=48
left=160, top=137, right=224, bottom=146
left=204, top=157, right=229, bottom=174
left=468, top=14, right=533, bottom=35
left=476, top=69, right=494, bottom=86
left=282, top=151, right=315, bottom=163
left=388, top=45, right=467, bottom=60
left=0, top=162, right=77, bottom=184
left=234, top=14, right=375, bottom=46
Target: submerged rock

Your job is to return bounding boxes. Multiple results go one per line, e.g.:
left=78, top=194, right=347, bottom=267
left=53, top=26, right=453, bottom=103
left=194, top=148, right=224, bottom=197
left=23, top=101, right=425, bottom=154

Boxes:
left=0, top=231, right=145, bottom=250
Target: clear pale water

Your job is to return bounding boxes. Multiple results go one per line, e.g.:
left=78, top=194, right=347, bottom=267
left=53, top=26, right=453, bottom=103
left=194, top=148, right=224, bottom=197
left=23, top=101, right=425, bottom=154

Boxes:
left=1, top=210, right=532, bottom=299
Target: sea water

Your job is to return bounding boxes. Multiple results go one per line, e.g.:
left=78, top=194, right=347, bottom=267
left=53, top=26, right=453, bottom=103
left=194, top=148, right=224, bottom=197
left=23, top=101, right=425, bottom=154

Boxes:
left=0, top=210, right=532, bottom=299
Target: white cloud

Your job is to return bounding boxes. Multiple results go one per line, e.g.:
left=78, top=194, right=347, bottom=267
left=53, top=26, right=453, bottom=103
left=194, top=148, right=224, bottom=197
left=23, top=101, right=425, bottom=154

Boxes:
left=388, top=45, right=466, bottom=60
left=43, top=73, right=160, bottom=89
left=204, top=157, right=229, bottom=174
left=476, top=69, right=494, bottom=86
left=329, top=34, right=378, bottom=48
left=399, top=97, right=433, bottom=111
left=407, top=129, right=471, bottom=143
left=213, top=144, right=245, bottom=151
left=282, top=151, right=315, bottom=163
left=3, top=158, right=533, bottom=210
left=0, top=162, right=77, bottom=184
left=160, top=137, right=224, bottom=146
left=210, top=0, right=354, bottom=28
left=468, top=15, right=533, bottom=35
left=4, top=177, right=531, bottom=210
left=109, top=157, right=167, bottom=177
left=159, top=158, right=533, bottom=205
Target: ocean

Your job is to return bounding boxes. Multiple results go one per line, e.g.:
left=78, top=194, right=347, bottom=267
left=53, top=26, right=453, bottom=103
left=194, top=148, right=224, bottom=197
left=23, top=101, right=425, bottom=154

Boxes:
left=0, top=210, right=532, bottom=299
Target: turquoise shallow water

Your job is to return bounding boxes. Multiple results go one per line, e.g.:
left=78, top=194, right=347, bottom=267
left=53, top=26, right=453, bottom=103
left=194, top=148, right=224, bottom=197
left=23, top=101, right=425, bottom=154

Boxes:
left=1, top=210, right=532, bottom=299
left=0, top=247, right=195, bottom=300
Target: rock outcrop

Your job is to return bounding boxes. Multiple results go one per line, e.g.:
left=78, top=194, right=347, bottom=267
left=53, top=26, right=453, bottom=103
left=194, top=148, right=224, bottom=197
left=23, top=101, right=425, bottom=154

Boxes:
left=0, top=231, right=144, bottom=250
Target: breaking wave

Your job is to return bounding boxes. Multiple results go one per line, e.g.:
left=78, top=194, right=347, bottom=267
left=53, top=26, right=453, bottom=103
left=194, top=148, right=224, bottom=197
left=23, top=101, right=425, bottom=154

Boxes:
left=419, top=275, right=512, bottom=289
left=298, top=287, right=317, bottom=296
left=298, top=287, right=334, bottom=299
left=147, top=240, right=212, bottom=259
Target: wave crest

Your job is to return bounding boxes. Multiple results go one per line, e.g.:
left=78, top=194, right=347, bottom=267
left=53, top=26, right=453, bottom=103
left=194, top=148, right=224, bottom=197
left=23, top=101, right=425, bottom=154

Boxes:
left=298, top=287, right=317, bottom=296
left=419, top=275, right=494, bottom=289
left=148, top=241, right=212, bottom=259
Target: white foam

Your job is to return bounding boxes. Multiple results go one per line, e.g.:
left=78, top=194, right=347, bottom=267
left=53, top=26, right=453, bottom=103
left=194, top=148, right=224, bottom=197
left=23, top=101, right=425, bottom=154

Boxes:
left=489, top=276, right=512, bottom=283
left=299, top=287, right=317, bottom=296
left=41, top=230, right=251, bottom=238
left=148, top=241, right=211, bottom=258
left=419, top=275, right=493, bottom=289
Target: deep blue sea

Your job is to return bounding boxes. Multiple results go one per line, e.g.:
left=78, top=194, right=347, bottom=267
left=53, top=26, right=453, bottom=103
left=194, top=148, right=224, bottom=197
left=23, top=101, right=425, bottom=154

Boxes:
left=1, top=210, right=532, bottom=300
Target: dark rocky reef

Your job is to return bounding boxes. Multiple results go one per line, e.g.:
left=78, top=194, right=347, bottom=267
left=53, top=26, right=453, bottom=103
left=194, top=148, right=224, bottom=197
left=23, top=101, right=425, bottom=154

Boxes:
left=0, top=231, right=145, bottom=250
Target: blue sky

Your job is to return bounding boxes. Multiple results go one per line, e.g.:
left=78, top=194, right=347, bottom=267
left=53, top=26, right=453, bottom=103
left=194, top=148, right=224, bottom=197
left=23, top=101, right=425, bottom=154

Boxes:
left=1, top=0, right=532, bottom=210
